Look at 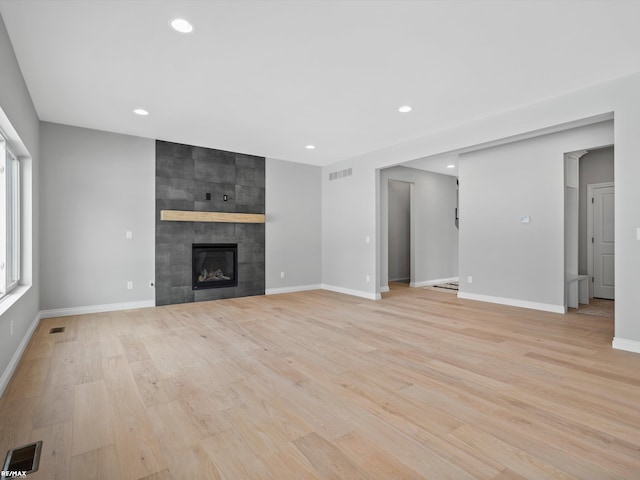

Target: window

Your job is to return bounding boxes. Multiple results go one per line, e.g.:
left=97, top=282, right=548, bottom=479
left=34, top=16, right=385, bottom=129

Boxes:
left=0, top=132, right=20, bottom=298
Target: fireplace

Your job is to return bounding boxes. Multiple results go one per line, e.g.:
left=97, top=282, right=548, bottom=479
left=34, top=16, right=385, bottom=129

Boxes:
left=192, top=244, right=237, bottom=290
left=156, top=140, right=265, bottom=305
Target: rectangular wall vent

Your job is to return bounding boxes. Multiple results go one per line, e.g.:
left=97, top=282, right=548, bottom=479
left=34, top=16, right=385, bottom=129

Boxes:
left=329, top=167, right=352, bottom=181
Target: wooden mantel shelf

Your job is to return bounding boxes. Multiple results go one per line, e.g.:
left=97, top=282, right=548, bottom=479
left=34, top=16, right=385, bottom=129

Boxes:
left=160, top=210, right=265, bottom=224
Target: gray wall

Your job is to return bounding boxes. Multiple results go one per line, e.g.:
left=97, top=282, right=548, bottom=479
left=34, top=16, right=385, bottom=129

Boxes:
left=380, top=166, right=458, bottom=289
left=387, top=180, right=410, bottom=281
left=322, top=165, right=378, bottom=298
left=0, top=13, right=40, bottom=388
left=458, top=121, right=613, bottom=309
left=40, top=122, right=155, bottom=311
left=265, top=158, right=322, bottom=292
left=579, top=146, right=614, bottom=275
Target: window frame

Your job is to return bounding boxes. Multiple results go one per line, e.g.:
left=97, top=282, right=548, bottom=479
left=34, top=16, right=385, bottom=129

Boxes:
left=0, top=132, right=21, bottom=298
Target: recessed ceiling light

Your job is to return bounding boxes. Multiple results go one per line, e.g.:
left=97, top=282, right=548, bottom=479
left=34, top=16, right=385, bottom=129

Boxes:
left=447, top=164, right=456, bottom=169
left=170, top=18, right=194, bottom=33
left=305, top=145, right=316, bottom=150
left=398, top=105, right=412, bottom=113
left=133, top=108, right=149, bottom=116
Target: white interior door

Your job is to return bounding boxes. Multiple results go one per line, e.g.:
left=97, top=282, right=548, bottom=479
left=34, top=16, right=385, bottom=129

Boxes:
left=593, top=184, right=615, bottom=299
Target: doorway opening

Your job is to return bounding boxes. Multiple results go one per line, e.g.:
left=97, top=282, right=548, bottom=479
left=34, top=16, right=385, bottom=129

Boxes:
left=387, top=180, right=411, bottom=285
left=564, top=145, right=614, bottom=316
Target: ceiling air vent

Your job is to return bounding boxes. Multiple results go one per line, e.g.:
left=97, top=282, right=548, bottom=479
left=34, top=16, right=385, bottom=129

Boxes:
left=329, top=167, right=352, bottom=181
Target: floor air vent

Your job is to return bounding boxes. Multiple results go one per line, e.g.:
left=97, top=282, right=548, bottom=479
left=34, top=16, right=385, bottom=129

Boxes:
left=2, top=441, right=42, bottom=476
left=49, top=327, right=65, bottom=334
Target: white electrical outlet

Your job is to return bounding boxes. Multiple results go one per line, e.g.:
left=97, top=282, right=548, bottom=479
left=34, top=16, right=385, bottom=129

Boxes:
left=127, top=281, right=133, bottom=290
left=280, top=271, right=285, bottom=279
left=366, top=275, right=370, bottom=283
left=467, top=276, right=473, bottom=284
left=126, top=231, right=133, bottom=239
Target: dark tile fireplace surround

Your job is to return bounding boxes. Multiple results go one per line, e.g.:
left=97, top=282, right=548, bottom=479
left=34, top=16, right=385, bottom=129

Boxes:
left=155, top=140, right=265, bottom=306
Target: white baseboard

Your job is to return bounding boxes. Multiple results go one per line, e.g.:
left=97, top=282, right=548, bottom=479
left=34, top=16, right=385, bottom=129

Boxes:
left=0, top=312, right=40, bottom=398
left=410, top=277, right=459, bottom=288
left=321, top=284, right=381, bottom=300
left=265, top=284, right=322, bottom=295
left=269, top=283, right=382, bottom=300
left=379, top=286, right=390, bottom=293
left=457, top=292, right=565, bottom=314
left=612, top=337, right=640, bottom=354
left=39, top=299, right=156, bottom=319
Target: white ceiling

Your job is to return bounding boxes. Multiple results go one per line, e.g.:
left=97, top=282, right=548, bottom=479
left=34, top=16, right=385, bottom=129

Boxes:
left=1, top=0, right=640, bottom=167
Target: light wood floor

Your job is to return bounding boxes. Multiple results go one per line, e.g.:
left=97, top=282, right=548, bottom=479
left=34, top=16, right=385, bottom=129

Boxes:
left=1, top=283, right=639, bottom=479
